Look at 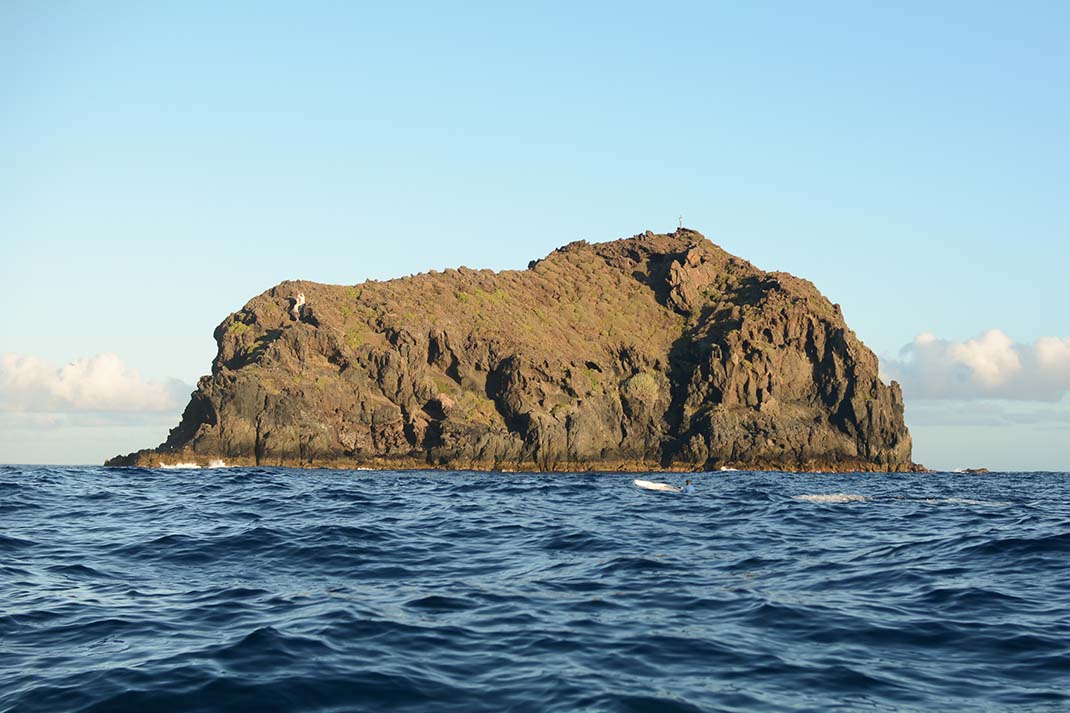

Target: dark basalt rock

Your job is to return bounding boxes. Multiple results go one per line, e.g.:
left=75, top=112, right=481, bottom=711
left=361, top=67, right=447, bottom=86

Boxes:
left=107, top=229, right=917, bottom=472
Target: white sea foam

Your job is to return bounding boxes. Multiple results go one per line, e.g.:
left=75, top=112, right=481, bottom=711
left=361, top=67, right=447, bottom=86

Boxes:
left=158, top=459, right=228, bottom=469
left=719, top=467, right=739, bottom=472
left=916, top=497, right=1008, bottom=506
left=794, top=493, right=867, bottom=503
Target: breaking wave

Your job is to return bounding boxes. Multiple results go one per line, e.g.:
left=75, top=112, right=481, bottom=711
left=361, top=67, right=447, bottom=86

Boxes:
left=794, top=493, right=867, bottom=503
left=158, top=459, right=228, bottom=469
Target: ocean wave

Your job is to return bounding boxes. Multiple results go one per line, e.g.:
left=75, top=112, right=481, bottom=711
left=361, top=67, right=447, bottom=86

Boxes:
left=793, top=493, right=867, bottom=503
left=913, top=497, right=1010, bottom=506
left=1, top=466, right=1068, bottom=713
left=158, top=459, right=228, bottom=469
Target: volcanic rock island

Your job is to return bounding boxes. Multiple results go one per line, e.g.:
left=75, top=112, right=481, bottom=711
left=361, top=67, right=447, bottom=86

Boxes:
left=108, top=229, right=916, bottom=472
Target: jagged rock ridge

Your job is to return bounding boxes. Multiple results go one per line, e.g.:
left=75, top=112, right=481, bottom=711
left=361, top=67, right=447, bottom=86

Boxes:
left=108, top=229, right=915, bottom=472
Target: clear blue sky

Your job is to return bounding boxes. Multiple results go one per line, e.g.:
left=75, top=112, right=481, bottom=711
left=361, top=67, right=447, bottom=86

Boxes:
left=2, top=1, right=1068, bottom=469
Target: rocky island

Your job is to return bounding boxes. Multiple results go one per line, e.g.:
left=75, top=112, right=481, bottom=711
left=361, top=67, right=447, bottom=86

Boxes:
left=108, top=229, right=916, bottom=472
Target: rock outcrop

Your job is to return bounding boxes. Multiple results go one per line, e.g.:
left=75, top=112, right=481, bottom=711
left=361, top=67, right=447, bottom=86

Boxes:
left=107, top=229, right=916, bottom=472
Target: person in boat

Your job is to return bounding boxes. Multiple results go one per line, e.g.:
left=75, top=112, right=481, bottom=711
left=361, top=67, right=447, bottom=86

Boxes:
left=682, top=479, right=695, bottom=494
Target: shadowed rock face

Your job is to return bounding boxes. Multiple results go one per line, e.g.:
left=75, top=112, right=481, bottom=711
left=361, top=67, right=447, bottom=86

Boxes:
left=107, top=229, right=916, bottom=472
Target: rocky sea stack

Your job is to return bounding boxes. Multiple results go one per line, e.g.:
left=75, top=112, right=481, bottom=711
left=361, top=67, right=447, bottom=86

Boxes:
left=108, top=229, right=915, bottom=472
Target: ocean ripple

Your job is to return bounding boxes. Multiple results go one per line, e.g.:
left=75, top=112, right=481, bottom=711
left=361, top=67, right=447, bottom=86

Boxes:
left=1, top=467, right=1069, bottom=712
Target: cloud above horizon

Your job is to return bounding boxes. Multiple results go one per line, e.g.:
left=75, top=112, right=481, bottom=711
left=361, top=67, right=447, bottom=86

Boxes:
left=883, top=330, right=1070, bottom=401
left=905, top=397, right=1070, bottom=427
left=0, top=353, right=190, bottom=414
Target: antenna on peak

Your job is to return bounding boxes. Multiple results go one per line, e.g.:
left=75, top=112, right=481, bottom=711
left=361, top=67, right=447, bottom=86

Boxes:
left=678, top=215, right=683, bottom=229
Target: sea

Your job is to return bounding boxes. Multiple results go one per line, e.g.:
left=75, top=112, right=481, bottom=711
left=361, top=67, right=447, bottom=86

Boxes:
left=1, top=466, right=1068, bottom=713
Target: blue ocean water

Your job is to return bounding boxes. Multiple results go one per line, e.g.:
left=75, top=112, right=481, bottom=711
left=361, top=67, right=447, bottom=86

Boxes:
left=1, top=466, right=1068, bottom=713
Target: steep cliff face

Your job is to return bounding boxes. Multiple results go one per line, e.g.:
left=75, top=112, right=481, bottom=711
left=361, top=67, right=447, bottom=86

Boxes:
left=108, top=229, right=915, bottom=471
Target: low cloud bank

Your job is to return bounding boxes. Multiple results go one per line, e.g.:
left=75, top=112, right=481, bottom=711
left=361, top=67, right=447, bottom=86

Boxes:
left=883, top=330, right=1070, bottom=401
left=906, top=398, right=1070, bottom=427
left=0, top=353, right=190, bottom=413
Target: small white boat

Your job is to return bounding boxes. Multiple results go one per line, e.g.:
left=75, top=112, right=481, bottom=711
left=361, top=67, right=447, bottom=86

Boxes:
left=634, top=479, right=681, bottom=493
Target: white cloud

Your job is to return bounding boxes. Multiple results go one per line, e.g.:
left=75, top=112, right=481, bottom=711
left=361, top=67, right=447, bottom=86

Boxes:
left=0, top=353, right=190, bottom=413
left=905, top=397, right=1070, bottom=427
left=883, top=330, right=1070, bottom=401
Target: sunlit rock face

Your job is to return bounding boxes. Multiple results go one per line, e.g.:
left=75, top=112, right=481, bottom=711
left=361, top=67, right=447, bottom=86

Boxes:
left=107, top=229, right=915, bottom=473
